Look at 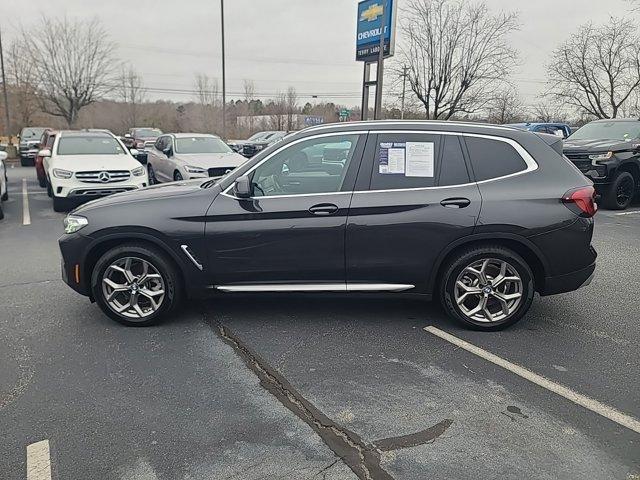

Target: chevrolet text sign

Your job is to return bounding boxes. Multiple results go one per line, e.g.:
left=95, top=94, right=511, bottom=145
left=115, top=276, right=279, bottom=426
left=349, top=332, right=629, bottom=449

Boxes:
left=356, top=0, right=396, bottom=62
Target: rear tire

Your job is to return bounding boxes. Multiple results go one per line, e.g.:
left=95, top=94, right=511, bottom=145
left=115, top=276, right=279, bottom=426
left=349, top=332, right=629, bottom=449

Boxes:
left=601, top=171, right=635, bottom=210
left=440, top=245, right=535, bottom=330
left=0, top=202, right=4, bottom=220
left=174, top=170, right=183, bottom=181
left=91, top=243, right=183, bottom=327
left=37, top=174, right=46, bottom=188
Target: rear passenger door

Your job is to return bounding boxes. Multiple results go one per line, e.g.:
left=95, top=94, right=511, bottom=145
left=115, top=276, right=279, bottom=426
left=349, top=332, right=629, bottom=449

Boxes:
left=346, top=131, right=481, bottom=293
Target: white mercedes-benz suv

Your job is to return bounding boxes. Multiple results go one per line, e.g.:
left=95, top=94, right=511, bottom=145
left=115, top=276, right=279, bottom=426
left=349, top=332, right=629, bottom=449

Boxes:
left=42, top=130, right=148, bottom=212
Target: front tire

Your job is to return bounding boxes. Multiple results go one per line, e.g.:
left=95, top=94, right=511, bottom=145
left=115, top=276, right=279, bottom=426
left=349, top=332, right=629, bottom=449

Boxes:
left=147, top=164, right=157, bottom=185
left=601, top=171, right=635, bottom=210
left=53, top=196, right=70, bottom=212
left=174, top=170, right=183, bottom=181
left=440, top=245, right=535, bottom=330
left=91, top=244, right=183, bottom=327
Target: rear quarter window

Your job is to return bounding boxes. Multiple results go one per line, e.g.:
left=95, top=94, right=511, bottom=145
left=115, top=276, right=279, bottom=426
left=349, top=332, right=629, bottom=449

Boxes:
left=465, top=136, right=528, bottom=181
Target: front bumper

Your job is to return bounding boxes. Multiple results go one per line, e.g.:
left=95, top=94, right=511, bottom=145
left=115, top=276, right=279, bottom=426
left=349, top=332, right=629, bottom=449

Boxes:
left=50, top=177, right=148, bottom=198
left=59, top=232, right=93, bottom=297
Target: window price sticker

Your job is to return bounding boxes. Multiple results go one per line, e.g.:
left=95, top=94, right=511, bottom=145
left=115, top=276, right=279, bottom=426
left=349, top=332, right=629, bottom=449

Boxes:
left=378, top=141, right=434, bottom=177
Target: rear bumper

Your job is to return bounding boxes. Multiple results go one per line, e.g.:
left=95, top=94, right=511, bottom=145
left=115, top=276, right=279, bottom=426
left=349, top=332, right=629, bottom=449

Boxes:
left=539, top=262, right=596, bottom=296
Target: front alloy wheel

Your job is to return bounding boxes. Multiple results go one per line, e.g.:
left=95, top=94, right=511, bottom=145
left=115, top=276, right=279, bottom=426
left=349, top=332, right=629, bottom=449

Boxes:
left=92, top=244, right=182, bottom=326
left=102, top=257, right=166, bottom=319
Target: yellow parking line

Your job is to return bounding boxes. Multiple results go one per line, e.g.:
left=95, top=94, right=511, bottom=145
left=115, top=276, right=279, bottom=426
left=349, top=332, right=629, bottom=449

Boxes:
left=22, top=178, right=31, bottom=226
left=424, top=325, right=640, bottom=434
left=26, top=440, right=51, bottom=480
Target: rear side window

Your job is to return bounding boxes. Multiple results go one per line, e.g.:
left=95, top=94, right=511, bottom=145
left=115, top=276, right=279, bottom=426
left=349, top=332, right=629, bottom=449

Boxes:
left=369, top=133, right=470, bottom=190
left=465, top=136, right=528, bottom=181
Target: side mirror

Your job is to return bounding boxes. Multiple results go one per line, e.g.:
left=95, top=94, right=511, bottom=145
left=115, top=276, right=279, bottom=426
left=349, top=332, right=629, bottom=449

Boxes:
left=163, top=147, right=172, bottom=157
left=124, top=133, right=132, bottom=138
left=38, top=149, right=51, bottom=158
left=234, top=175, right=252, bottom=198
left=130, top=148, right=139, bottom=157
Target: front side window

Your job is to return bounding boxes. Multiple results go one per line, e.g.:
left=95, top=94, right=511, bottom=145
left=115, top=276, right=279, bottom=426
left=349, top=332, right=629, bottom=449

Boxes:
left=57, top=136, right=125, bottom=155
left=46, top=134, right=56, bottom=149
left=465, top=136, right=528, bottom=181
left=250, top=134, right=360, bottom=197
left=175, top=136, right=231, bottom=154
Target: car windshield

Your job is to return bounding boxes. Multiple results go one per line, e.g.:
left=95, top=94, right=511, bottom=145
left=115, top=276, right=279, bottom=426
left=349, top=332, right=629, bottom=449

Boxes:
left=133, top=128, right=162, bottom=138
left=175, top=136, right=232, bottom=154
left=247, top=132, right=270, bottom=141
left=569, top=121, right=640, bottom=141
left=21, top=127, right=47, bottom=139
left=57, top=136, right=126, bottom=155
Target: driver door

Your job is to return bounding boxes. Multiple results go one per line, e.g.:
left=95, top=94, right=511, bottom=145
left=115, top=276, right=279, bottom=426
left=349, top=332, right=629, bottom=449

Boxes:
left=204, top=132, right=366, bottom=288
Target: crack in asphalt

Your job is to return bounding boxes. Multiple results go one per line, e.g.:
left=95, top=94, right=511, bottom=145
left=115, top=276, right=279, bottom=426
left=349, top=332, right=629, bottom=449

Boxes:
left=202, top=311, right=394, bottom=480
left=0, top=278, right=60, bottom=290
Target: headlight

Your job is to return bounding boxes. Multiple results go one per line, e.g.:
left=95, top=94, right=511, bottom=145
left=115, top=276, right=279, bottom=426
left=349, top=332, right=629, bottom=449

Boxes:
left=589, top=151, right=613, bottom=162
left=63, top=215, right=88, bottom=234
left=131, top=166, right=145, bottom=176
left=185, top=165, right=206, bottom=174
left=53, top=168, right=72, bottom=179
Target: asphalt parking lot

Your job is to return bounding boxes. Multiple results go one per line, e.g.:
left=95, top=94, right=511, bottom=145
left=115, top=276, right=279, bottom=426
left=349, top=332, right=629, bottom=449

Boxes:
left=1, top=165, right=639, bottom=480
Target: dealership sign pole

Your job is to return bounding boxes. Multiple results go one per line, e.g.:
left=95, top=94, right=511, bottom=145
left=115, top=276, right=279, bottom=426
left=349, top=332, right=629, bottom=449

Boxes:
left=356, top=0, right=396, bottom=120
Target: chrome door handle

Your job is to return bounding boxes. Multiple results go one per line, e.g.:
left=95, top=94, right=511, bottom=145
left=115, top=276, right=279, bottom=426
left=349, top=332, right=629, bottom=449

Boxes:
left=440, top=197, right=471, bottom=208
left=309, top=203, right=339, bottom=215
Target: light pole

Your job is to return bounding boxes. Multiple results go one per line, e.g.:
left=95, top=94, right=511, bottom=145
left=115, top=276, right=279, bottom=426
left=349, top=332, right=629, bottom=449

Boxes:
left=0, top=26, right=11, bottom=143
left=220, top=0, right=227, bottom=140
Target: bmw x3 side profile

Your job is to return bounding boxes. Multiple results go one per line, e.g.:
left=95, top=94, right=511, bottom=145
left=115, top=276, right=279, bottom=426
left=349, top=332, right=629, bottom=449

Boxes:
left=59, top=121, right=597, bottom=330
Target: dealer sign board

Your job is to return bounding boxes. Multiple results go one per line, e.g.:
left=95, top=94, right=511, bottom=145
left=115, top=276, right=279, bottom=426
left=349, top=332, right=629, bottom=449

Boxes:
left=356, top=0, right=397, bottom=62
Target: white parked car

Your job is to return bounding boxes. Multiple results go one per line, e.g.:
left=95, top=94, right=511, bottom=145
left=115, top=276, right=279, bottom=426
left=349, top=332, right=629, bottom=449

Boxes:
left=41, top=130, right=148, bottom=212
left=146, top=133, right=246, bottom=183
left=0, top=150, right=8, bottom=220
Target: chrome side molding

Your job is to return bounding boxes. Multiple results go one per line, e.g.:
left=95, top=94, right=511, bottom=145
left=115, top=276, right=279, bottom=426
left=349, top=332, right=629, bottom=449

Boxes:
left=181, top=245, right=203, bottom=271
left=213, top=283, right=414, bottom=293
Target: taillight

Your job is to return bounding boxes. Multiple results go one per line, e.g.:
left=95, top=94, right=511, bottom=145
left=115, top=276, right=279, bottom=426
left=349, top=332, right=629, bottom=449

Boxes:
left=562, top=186, right=597, bottom=217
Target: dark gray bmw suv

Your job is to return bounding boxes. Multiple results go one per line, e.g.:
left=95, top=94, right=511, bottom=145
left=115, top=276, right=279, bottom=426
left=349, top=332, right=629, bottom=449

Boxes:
left=59, top=121, right=597, bottom=330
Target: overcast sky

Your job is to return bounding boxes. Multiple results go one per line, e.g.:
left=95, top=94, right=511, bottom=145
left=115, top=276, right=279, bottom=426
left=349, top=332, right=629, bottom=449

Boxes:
left=3, top=0, right=633, bottom=108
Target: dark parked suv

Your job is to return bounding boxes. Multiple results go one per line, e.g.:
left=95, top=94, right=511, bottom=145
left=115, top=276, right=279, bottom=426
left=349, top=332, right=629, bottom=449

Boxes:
left=59, top=121, right=597, bottom=330
left=564, top=119, right=640, bottom=209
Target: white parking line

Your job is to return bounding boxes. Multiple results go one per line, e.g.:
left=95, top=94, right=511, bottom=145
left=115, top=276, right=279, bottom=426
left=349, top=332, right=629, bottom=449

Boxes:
left=22, top=178, right=31, bottom=226
left=424, top=326, right=640, bottom=434
left=615, top=210, right=640, bottom=216
left=26, top=440, right=52, bottom=480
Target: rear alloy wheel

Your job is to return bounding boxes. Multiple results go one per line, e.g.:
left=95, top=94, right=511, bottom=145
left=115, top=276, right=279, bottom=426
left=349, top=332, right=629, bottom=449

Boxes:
left=147, top=164, right=157, bottom=185
left=602, top=171, right=635, bottom=210
left=441, top=246, right=535, bottom=330
left=92, top=244, right=182, bottom=326
left=174, top=171, right=183, bottom=181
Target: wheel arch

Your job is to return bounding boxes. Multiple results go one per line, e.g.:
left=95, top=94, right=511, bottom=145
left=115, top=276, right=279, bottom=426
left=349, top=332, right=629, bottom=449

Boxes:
left=429, top=234, right=548, bottom=296
left=82, top=232, right=187, bottom=301
left=617, top=161, right=640, bottom=185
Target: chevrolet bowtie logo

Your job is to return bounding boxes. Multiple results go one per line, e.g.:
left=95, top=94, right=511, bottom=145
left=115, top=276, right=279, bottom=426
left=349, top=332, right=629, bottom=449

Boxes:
left=361, top=3, right=384, bottom=22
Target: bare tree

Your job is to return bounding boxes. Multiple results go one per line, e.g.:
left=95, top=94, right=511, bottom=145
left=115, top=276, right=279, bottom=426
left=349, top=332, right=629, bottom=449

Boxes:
left=398, top=0, right=519, bottom=120
left=531, top=102, right=566, bottom=123
left=242, top=79, right=256, bottom=133
left=486, top=88, right=524, bottom=124
left=6, top=39, right=40, bottom=130
left=285, top=87, right=298, bottom=130
left=194, top=74, right=219, bottom=132
left=547, top=18, right=640, bottom=119
left=22, top=17, right=116, bottom=127
left=117, top=66, right=146, bottom=128
left=268, top=92, right=287, bottom=130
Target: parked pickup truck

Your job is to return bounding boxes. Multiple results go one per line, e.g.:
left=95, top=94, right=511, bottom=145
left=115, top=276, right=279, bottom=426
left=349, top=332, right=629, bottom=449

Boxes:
left=563, top=118, right=640, bottom=210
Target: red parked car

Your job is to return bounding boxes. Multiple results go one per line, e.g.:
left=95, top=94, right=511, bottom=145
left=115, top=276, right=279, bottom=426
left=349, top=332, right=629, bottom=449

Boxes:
left=35, top=129, right=58, bottom=188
